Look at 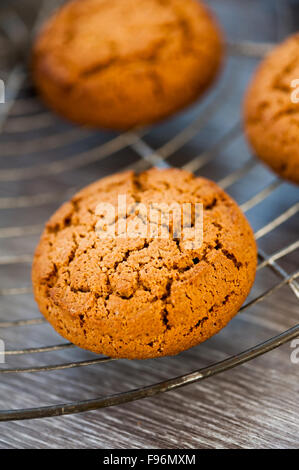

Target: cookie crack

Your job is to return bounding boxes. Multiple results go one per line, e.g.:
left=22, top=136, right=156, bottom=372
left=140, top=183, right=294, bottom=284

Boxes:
left=221, top=249, right=242, bottom=270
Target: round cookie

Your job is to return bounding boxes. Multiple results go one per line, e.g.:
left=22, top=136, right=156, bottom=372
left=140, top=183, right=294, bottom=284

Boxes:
left=32, top=169, right=257, bottom=359
left=244, top=34, right=299, bottom=184
left=32, top=0, right=224, bottom=131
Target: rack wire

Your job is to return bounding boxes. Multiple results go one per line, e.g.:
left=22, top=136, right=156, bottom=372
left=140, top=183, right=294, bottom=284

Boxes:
left=0, top=0, right=298, bottom=422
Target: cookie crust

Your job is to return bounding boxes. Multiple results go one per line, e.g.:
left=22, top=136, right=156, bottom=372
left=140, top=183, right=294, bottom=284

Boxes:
left=32, top=0, right=223, bottom=130
left=244, top=33, right=299, bottom=184
left=32, top=169, right=257, bottom=359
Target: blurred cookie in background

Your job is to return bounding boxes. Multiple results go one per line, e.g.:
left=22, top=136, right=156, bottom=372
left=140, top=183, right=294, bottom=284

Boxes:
left=244, top=33, right=299, bottom=185
left=32, top=0, right=224, bottom=131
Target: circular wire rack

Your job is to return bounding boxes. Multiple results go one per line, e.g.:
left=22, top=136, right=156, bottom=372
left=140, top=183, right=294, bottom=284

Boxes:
left=0, top=0, right=298, bottom=422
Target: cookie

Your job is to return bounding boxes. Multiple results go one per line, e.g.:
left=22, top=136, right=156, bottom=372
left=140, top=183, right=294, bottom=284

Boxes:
left=244, top=34, right=299, bottom=184
left=32, top=0, right=223, bottom=130
left=32, top=168, right=257, bottom=359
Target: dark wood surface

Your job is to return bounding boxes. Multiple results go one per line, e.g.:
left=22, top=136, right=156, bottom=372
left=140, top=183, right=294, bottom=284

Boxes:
left=0, top=0, right=298, bottom=449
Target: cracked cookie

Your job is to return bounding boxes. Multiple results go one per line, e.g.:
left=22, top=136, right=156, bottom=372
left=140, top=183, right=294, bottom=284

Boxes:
left=32, top=168, right=257, bottom=359
left=32, top=0, right=224, bottom=130
left=244, top=33, right=299, bottom=184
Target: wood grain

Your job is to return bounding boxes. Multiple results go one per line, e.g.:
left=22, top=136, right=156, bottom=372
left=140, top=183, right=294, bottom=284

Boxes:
left=0, top=0, right=298, bottom=449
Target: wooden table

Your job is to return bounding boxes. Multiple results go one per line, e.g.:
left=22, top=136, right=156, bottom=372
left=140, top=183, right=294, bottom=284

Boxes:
left=0, top=0, right=298, bottom=449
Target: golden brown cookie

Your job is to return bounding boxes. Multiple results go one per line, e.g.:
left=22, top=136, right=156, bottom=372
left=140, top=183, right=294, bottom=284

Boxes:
left=32, top=0, right=224, bottom=130
left=32, top=168, right=257, bottom=359
left=244, top=34, right=299, bottom=184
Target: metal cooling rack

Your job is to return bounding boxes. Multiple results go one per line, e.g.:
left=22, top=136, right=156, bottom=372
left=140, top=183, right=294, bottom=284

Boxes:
left=0, top=0, right=298, bottom=422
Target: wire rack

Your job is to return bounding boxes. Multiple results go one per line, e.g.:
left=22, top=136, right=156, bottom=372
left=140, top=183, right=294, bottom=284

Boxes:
left=0, top=0, right=298, bottom=422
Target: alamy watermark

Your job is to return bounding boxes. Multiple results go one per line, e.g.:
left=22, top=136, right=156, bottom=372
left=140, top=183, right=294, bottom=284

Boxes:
left=0, top=339, right=5, bottom=364
left=290, top=79, right=299, bottom=104
left=290, top=339, right=299, bottom=364
left=95, top=195, right=203, bottom=250
left=0, top=79, right=4, bottom=104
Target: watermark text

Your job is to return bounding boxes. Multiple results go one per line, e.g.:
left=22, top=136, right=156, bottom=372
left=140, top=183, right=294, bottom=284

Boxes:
left=290, top=338, right=299, bottom=364
left=95, top=195, right=203, bottom=250
left=0, top=339, right=5, bottom=364
left=0, top=79, right=4, bottom=104
left=290, top=79, right=299, bottom=103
